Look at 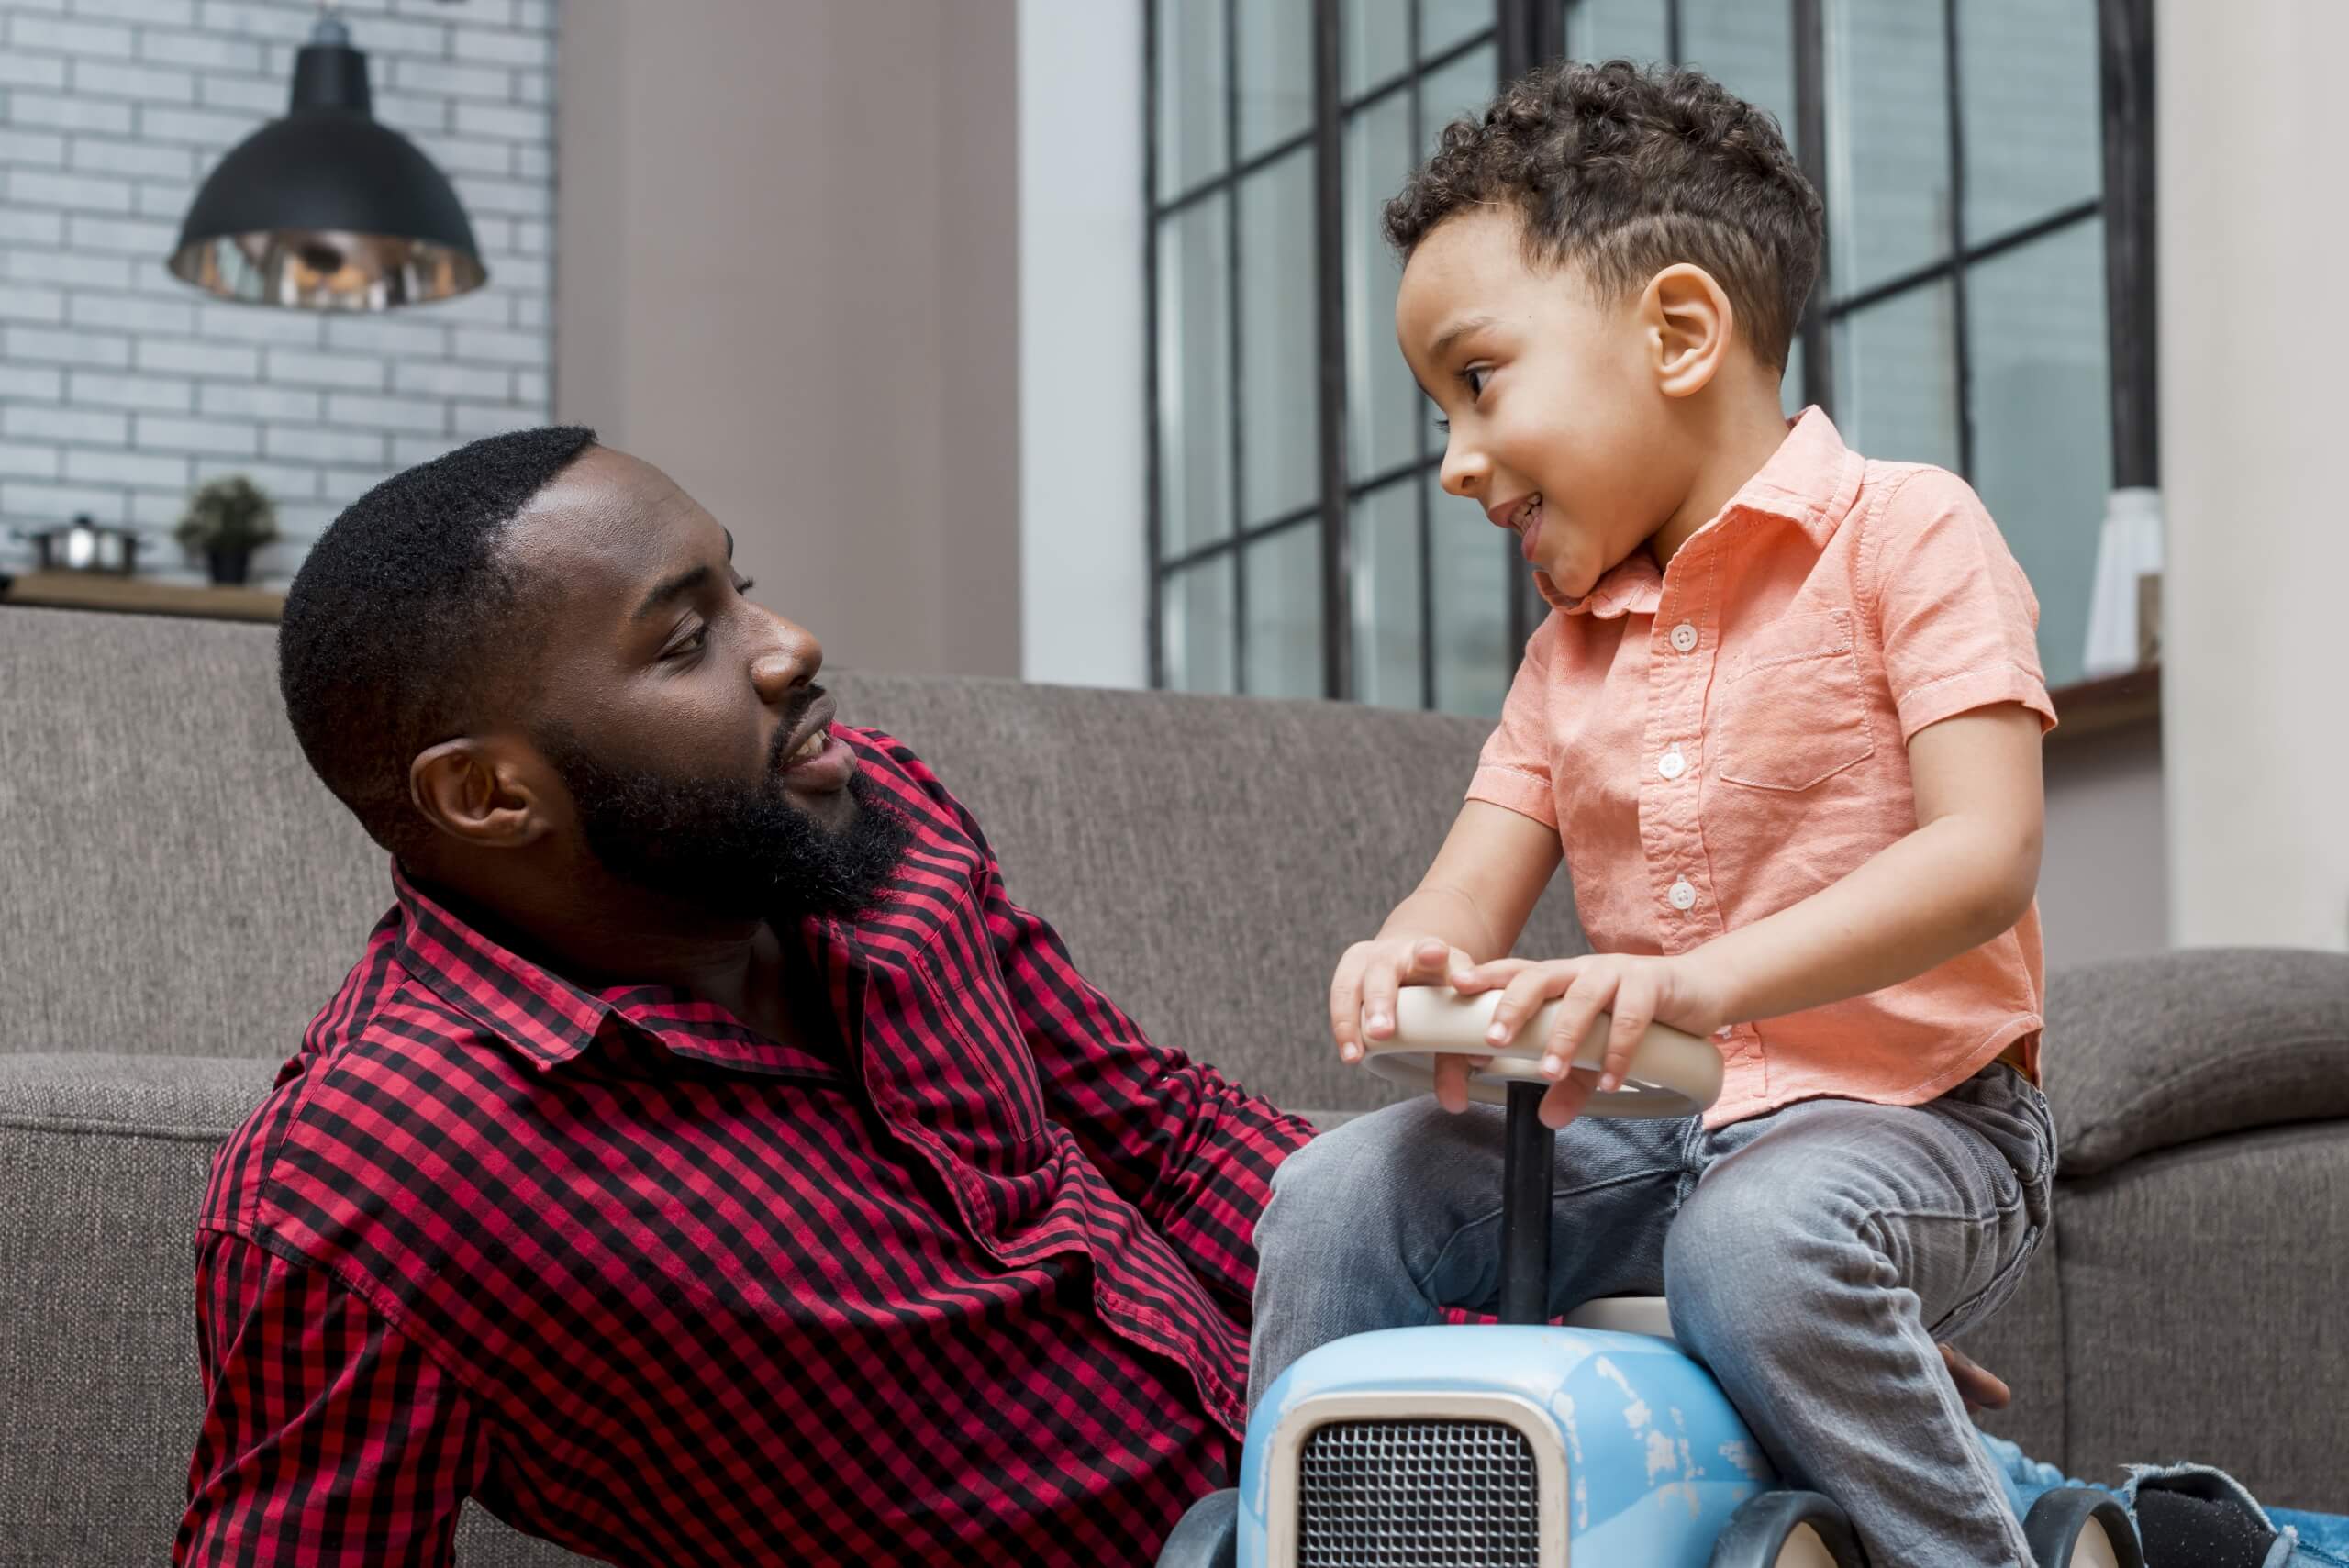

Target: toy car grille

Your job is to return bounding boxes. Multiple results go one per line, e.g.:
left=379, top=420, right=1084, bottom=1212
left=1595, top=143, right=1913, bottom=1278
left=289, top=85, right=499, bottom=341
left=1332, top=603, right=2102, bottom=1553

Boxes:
left=1295, top=1418, right=1542, bottom=1566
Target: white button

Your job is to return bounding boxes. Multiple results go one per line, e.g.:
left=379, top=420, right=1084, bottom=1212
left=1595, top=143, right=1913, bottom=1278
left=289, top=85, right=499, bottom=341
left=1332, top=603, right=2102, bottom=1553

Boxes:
left=1668, top=879, right=1697, bottom=911
left=1669, top=622, right=1698, bottom=653
left=1658, top=744, right=1687, bottom=780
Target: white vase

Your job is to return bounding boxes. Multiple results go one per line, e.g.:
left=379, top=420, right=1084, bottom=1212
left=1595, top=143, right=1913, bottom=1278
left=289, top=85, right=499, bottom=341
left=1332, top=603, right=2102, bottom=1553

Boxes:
left=2082, top=486, right=2164, bottom=680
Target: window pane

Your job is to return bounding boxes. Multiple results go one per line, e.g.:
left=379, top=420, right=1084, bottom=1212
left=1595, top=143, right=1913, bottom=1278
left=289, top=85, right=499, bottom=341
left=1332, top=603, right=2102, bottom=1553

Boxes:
left=1967, top=219, right=2110, bottom=691
left=1156, top=0, right=1227, bottom=195
left=1831, top=281, right=1959, bottom=472
left=1825, top=0, right=1951, bottom=297
left=1351, top=474, right=1423, bottom=707
left=1245, top=522, right=1325, bottom=698
left=1429, top=467, right=1510, bottom=716
left=1237, top=148, right=1321, bottom=525
left=1422, top=0, right=1494, bottom=62
left=1345, top=88, right=1418, bottom=482
left=1419, top=43, right=1497, bottom=157
left=1155, top=197, right=1235, bottom=557
left=1682, top=0, right=1798, bottom=159
left=1237, top=0, right=1316, bottom=160
left=1342, top=0, right=1409, bottom=99
left=1961, top=0, right=2100, bottom=241
left=1566, top=0, right=1667, bottom=66
left=1163, top=555, right=1237, bottom=694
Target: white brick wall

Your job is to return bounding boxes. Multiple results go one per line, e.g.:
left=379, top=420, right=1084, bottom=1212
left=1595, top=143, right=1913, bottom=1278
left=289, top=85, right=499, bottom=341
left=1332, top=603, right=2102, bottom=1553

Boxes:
left=0, top=0, right=553, bottom=578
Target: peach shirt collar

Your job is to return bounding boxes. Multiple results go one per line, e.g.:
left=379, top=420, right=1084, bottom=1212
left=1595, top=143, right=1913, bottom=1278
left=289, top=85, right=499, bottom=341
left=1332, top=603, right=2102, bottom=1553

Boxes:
left=1538, top=406, right=1868, bottom=618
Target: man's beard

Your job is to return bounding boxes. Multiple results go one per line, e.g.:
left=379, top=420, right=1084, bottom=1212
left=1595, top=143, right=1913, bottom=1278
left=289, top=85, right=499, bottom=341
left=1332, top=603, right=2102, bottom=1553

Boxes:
left=535, top=714, right=910, bottom=922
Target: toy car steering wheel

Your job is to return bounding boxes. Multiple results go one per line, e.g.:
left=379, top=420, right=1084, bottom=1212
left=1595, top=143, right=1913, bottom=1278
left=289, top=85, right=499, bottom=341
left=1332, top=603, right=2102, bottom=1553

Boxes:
left=1357, top=985, right=1724, bottom=1118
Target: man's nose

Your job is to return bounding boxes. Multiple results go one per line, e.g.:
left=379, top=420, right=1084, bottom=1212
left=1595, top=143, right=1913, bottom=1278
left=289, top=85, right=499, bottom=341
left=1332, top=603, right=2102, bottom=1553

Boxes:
left=1440, top=438, right=1488, bottom=498
left=749, top=612, right=823, bottom=703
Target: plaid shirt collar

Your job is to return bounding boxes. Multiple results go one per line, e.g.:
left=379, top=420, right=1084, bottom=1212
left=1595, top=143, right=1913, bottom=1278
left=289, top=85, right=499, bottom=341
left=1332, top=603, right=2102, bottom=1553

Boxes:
left=386, top=858, right=847, bottom=1082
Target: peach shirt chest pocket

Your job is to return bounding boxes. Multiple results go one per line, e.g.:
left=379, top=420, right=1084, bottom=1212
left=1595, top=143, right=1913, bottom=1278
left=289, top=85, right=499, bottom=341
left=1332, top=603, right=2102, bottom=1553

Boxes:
left=1712, top=607, right=1878, bottom=792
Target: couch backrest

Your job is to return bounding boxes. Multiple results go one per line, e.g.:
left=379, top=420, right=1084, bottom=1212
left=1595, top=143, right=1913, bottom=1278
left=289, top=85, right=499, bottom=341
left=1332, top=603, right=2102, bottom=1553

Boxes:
left=0, top=606, right=1585, bottom=1112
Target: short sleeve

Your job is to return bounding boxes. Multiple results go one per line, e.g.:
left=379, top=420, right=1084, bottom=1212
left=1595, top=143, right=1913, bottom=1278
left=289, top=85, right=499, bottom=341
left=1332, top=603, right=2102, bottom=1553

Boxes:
left=1863, top=469, right=2058, bottom=741
left=176, top=1231, right=488, bottom=1566
left=1464, top=614, right=1562, bottom=828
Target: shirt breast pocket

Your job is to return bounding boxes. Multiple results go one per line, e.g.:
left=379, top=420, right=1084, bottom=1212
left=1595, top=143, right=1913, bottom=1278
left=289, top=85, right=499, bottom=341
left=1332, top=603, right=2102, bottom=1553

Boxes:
left=1715, top=608, right=1876, bottom=792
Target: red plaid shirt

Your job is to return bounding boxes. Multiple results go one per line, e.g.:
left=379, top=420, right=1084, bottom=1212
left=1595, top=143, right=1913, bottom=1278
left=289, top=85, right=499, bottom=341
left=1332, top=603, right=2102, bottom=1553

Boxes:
left=176, top=728, right=1313, bottom=1565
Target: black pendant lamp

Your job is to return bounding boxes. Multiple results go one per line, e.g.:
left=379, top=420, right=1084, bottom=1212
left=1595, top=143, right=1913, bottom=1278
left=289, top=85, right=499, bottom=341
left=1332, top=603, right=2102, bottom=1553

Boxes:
left=168, top=6, right=486, bottom=310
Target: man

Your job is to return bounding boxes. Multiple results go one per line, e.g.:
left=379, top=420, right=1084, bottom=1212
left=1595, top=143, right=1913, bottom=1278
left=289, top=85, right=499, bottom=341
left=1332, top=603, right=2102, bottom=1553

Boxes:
left=176, top=428, right=1312, bottom=1565
left=178, top=428, right=2022, bottom=1565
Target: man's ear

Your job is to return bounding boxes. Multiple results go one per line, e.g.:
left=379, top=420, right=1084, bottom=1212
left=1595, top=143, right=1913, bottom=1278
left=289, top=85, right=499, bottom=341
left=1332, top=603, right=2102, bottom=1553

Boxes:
left=408, top=737, right=554, bottom=850
left=1641, top=263, right=1734, bottom=399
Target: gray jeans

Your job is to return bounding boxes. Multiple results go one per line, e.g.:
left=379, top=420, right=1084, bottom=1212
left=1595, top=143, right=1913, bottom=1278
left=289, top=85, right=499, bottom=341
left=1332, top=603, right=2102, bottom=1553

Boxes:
left=1249, top=1062, right=2057, bottom=1568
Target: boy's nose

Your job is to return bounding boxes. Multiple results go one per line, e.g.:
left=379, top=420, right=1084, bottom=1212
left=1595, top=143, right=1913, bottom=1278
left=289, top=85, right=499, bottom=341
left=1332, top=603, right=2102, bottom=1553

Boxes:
left=1440, top=440, right=1489, bottom=498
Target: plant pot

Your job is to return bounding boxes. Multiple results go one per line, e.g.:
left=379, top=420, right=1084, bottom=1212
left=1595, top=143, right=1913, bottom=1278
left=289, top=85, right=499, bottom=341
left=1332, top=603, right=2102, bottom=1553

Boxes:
left=206, top=547, right=252, bottom=586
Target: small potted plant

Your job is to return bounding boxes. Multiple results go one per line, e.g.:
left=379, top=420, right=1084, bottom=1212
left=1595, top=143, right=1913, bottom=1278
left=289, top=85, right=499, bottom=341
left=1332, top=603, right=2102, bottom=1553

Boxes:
left=175, top=475, right=278, bottom=586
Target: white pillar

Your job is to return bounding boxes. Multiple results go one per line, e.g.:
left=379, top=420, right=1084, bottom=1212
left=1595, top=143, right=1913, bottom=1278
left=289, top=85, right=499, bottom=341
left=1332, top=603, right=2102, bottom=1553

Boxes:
left=2157, top=0, right=2349, bottom=951
left=1017, top=0, right=1150, bottom=688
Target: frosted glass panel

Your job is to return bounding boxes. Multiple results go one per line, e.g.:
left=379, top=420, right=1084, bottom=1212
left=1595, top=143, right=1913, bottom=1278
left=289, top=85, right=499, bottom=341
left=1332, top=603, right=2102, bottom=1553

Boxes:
left=1245, top=522, right=1325, bottom=698
left=1156, top=0, right=1226, bottom=195
left=1825, top=0, right=1951, bottom=295
left=1968, top=220, right=2111, bottom=690
left=1155, top=197, right=1234, bottom=556
left=1163, top=556, right=1237, bottom=694
left=1832, top=281, right=1959, bottom=473
left=1237, top=149, right=1321, bottom=525
left=1351, top=475, right=1423, bottom=707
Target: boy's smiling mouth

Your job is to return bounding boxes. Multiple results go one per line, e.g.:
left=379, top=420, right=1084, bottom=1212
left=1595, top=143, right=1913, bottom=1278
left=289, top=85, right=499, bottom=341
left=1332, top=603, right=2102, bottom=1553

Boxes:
left=1486, top=493, right=1546, bottom=562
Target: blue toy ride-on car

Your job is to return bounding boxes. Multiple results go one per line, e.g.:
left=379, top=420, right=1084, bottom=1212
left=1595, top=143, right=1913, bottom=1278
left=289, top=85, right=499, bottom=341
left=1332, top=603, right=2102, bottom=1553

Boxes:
left=1156, top=988, right=2142, bottom=1568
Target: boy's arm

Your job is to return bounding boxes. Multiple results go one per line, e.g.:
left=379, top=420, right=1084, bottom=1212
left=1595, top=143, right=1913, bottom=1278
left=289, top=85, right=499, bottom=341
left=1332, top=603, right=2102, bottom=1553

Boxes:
left=1705, top=467, right=2053, bottom=1022
left=1698, top=701, right=2043, bottom=1022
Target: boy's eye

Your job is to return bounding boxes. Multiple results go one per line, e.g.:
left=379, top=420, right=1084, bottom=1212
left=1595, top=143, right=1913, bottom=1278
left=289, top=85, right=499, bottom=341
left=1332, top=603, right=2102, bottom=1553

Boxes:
left=1462, top=364, right=1491, bottom=398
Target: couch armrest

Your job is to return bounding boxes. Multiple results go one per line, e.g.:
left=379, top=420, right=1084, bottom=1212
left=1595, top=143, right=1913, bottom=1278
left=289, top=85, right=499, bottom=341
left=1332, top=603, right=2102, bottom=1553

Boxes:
left=2043, top=948, right=2349, bottom=1177
left=0, top=1051, right=277, bottom=1140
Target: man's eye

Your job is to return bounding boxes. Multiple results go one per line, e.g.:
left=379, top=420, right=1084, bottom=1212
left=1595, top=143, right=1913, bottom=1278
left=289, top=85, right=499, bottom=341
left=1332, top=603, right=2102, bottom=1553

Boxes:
left=732, top=576, right=756, bottom=596
left=664, top=624, right=709, bottom=659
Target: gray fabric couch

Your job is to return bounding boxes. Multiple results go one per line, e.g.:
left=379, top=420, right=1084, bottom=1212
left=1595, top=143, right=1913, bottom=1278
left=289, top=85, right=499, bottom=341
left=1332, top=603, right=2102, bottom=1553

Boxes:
left=2, top=605, right=2343, bottom=1567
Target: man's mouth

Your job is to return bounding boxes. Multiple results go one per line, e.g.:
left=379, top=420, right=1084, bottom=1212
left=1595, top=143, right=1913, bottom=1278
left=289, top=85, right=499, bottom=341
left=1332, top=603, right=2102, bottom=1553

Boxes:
left=785, top=728, right=827, bottom=765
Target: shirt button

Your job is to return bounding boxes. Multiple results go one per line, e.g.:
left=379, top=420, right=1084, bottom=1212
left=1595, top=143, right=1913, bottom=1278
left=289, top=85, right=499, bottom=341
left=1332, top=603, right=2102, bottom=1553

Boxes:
left=1668, top=879, right=1697, bottom=911
left=1658, top=744, right=1687, bottom=780
left=1669, top=622, right=1698, bottom=653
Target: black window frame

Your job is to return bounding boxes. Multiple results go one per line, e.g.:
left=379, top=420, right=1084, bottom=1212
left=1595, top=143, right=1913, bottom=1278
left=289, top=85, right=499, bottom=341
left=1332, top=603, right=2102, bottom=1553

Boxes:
left=1142, top=0, right=2156, bottom=700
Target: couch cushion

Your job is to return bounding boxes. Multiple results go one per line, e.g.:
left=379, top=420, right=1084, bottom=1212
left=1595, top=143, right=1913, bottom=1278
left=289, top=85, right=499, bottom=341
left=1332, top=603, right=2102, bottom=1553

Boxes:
left=0, top=1052, right=596, bottom=1568
left=0, top=610, right=1586, bottom=1124
left=2043, top=949, right=2349, bottom=1177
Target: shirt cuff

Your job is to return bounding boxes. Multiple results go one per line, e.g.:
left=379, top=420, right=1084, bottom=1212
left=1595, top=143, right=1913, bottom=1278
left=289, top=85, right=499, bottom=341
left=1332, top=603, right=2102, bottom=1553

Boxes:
left=1465, top=764, right=1558, bottom=828
left=1893, top=662, right=2059, bottom=742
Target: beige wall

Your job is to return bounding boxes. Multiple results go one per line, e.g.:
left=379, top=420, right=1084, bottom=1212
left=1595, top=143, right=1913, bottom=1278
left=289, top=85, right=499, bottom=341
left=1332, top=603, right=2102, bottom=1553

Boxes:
left=555, top=0, right=1020, bottom=679
left=2155, top=0, right=2349, bottom=951
left=2043, top=728, right=2168, bottom=966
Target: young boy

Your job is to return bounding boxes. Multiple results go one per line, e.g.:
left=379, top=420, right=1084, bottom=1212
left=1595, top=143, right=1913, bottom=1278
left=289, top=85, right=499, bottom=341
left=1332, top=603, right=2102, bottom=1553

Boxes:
left=1251, top=61, right=2060, bottom=1568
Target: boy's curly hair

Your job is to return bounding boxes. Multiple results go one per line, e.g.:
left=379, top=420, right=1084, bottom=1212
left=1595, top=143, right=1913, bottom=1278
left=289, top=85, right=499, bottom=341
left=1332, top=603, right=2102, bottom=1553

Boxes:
left=1386, top=60, right=1822, bottom=370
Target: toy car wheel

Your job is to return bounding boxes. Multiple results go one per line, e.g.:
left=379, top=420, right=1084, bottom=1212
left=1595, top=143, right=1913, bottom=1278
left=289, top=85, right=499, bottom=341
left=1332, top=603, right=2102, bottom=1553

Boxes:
left=1153, top=1486, right=1237, bottom=1568
left=2022, top=1486, right=2143, bottom=1568
left=1709, top=1489, right=1865, bottom=1568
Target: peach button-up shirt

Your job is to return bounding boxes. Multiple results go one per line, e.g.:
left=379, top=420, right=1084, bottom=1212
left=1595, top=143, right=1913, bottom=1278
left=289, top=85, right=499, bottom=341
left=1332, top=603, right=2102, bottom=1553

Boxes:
left=1468, top=409, right=2056, bottom=1130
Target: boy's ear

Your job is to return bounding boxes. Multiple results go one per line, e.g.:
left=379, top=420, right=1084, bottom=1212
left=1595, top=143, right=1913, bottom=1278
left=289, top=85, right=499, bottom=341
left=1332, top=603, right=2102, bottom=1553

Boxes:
left=1641, top=263, right=1734, bottom=399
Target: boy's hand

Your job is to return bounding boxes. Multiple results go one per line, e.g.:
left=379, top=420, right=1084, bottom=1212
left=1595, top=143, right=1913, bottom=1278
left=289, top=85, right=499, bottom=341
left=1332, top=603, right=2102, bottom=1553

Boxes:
left=1449, top=952, right=1732, bottom=1129
left=1331, top=935, right=1473, bottom=1059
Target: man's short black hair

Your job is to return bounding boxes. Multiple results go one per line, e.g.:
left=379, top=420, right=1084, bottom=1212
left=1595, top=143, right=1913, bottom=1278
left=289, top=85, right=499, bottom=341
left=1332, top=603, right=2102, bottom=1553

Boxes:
left=1386, top=60, right=1822, bottom=370
left=278, top=425, right=598, bottom=856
